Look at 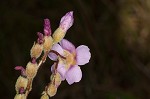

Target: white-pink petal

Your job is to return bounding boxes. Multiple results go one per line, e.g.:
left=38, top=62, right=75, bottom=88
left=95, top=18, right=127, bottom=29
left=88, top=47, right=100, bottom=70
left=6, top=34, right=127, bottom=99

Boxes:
left=57, top=63, right=67, bottom=81
left=76, top=45, right=91, bottom=65
left=51, top=64, right=55, bottom=72
left=60, top=39, right=75, bottom=53
left=65, top=65, right=82, bottom=85
left=48, top=44, right=64, bottom=61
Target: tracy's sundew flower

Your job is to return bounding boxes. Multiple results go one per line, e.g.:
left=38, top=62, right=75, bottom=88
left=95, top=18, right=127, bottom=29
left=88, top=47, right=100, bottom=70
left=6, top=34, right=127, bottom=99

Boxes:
left=48, top=39, right=91, bottom=85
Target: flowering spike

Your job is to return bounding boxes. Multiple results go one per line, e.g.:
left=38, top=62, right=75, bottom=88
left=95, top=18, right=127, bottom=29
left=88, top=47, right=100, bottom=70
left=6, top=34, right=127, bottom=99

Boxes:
left=59, top=11, right=74, bottom=32
left=44, top=19, right=51, bottom=36
left=37, top=32, right=44, bottom=44
left=14, top=11, right=91, bottom=98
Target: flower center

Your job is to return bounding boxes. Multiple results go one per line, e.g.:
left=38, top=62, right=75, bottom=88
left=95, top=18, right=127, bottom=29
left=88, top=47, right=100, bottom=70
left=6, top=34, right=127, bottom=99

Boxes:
left=63, top=50, right=76, bottom=69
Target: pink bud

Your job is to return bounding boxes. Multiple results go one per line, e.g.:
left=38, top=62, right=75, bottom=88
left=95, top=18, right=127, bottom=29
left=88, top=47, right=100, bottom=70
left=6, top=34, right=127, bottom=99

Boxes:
left=44, top=19, right=52, bottom=36
left=19, top=87, right=25, bottom=94
left=59, top=11, right=74, bottom=32
left=15, top=66, right=26, bottom=76
left=37, top=32, right=44, bottom=44
left=31, top=57, right=37, bottom=64
left=15, top=66, right=24, bottom=70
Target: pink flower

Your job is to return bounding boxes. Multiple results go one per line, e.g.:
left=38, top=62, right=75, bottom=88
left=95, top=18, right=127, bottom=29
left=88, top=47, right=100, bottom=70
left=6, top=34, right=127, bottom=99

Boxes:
left=59, top=11, right=74, bottom=32
left=48, top=39, right=91, bottom=85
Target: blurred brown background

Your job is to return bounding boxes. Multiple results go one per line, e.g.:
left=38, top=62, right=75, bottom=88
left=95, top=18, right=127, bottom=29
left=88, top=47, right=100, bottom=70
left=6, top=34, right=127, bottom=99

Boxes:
left=1, top=0, right=150, bottom=99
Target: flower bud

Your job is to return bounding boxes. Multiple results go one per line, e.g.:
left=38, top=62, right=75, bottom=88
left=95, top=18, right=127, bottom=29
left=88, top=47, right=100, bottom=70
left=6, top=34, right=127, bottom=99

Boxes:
left=41, top=92, right=49, bottom=99
left=15, top=76, right=28, bottom=93
left=14, top=94, right=26, bottom=99
left=52, top=27, right=66, bottom=44
left=26, top=62, right=38, bottom=78
left=59, top=11, right=74, bottom=32
left=43, top=36, right=53, bottom=52
left=44, top=19, right=51, bottom=36
left=47, top=83, right=57, bottom=97
left=19, top=87, right=25, bottom=94
left=52, top=11, right=74, bottom=44
left=37, top=32, right=44, bottom=44
left=30, top=42, right=43, bottom=58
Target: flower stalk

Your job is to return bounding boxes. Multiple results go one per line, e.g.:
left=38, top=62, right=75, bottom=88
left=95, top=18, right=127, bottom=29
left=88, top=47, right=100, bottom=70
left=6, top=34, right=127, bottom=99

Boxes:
left=14, top=11, right=91, bottom=99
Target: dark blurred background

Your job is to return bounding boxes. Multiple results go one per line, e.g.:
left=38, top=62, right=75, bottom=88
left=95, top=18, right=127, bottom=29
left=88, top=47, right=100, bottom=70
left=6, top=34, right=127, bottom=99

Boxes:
left=1, top=0, right=150, bottom=99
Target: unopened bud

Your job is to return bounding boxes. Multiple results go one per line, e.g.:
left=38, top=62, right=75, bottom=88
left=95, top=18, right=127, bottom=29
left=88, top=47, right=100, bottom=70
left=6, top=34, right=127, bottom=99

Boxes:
left=37, top=32, right=44, bottom=44
left=41, top=92, right=49, bottom=99
left=59, top=11, right=74, bottom=32
left=43, top=36, right=53, bottom=52
left=44, top=19, right=51, bottom=36
left=26, top=62, right=38, bottom=78
left=19, top=87, right=25, bottom=94
left=52, top=28, right=66, bottom=44
left=30, top=43, right=43, bottom=58
left=14, top=94, right=26, bottom=99
left=47, top=84, right=57, bottom=97
left=52, top=11, right=74, bottom=44
left=15, top=76, right=28, bottom=93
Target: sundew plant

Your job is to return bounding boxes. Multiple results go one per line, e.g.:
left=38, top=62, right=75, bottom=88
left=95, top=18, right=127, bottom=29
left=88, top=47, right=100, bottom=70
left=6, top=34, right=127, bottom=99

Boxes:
left=14, top=11, right=91, bottom=99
